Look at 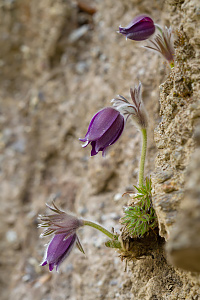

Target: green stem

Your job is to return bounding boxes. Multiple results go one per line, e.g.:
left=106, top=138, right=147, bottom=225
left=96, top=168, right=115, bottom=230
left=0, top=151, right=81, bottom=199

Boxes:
left=83, top=220, right=114, bottom=239
left=138, top=128, right=147, bottom=187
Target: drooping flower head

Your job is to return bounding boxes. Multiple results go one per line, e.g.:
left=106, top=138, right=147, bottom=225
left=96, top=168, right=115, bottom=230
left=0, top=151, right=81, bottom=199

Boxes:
left=119, top=15, right=155, bottom=41
left=118, top=14, right=175, bottom=68
left=79, top=107, right=125, bottom=157
left=38, top=202, right=84, bottom=271
left=144, top=25, right=175, bottom=68
left=111, top=82, right=148, bottom=130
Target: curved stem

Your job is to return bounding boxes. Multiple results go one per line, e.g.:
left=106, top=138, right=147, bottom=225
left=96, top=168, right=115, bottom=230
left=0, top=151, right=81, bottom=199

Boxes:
left=83, top=220, right=115, bottom=239
left=138, top=128, right=147, bottom=187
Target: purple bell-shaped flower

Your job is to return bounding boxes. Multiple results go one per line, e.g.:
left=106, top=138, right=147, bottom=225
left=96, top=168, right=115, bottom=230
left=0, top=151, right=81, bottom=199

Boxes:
left=119, top=15, right=155, bottom=41
left=79, top=107, right=125, bottom=157
left=39, top=202, right=84, bottom=272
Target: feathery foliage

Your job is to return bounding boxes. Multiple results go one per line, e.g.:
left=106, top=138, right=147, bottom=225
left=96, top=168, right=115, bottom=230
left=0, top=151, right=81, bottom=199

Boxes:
left=121, top=177, right=157, bottom=237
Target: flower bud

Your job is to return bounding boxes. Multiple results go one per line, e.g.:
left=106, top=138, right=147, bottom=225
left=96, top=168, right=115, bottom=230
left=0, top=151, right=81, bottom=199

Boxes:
left=119, top=15, right=155, bottom=41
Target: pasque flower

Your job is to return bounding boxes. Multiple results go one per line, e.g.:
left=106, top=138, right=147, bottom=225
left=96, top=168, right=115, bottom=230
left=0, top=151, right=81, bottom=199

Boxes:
left=39, top=202, right=122, bottom=271
left=79, top=107, right=125, bottom=157
left=111, top=82, right=148, bottom=130
left=39, top=202, right=84, bottom=271
left=119, top=15, right=155, bottom=41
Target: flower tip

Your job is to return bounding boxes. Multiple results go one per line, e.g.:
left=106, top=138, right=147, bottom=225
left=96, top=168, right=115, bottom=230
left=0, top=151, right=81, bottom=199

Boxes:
left=82, top=141, right=89, bottom=148
left=49, top=263, right=54, bottom=272
left=41, top=260, right=47, bottom=267
left=79, top=138, right=89, bottom=148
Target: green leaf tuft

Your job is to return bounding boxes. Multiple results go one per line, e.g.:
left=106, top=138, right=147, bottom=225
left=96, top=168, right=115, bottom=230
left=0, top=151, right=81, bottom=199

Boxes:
left=121, top=177, right=157, bottom=238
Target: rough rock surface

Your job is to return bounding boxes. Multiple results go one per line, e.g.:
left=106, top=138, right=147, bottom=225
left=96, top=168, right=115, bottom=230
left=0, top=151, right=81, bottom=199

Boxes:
left=0, top=0, right=200, bottom=299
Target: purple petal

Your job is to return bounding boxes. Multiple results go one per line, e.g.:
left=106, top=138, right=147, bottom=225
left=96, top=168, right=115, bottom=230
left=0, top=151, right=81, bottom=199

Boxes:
left=119, top=15, right=155, bottom=41
left=80, top=107, right=121, bottom=142
left=107, top=116, right=125, bottom=146
left=46, top=234, right=74, bottom=264
left=123, top=15, right=154, bottom=29
left=41, top=233, right=77, bottom=271
left=49, top=263, right=55, bottom=271
left=94, top=113, right=124, bottom=154
left=80, top=140, right=89, bottom=147
left=91, top=141, right=98, bottom=156
left=55, top=234, right=77, bottom=271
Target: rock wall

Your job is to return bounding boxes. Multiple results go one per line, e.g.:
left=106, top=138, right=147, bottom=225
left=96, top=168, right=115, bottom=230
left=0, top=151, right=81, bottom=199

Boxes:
left=0, top=0, right=200, bottom=299
left=155, top=0, right=200, bottom=274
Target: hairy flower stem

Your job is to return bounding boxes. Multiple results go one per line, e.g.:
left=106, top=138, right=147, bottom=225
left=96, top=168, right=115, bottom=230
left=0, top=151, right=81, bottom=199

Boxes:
left=138, top=128, right=147, bottom=187
left=83, top=220, right=115, bottom=239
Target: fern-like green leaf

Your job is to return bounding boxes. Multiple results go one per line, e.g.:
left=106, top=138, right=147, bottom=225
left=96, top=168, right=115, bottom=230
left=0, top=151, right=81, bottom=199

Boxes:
left=122, top=177, right=157, bottom=238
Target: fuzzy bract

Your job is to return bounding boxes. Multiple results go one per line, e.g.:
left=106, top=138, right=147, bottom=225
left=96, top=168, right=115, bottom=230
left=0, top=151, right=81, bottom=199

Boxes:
left=144, top=26, right=175, bottom=67
left=111, top=82, right=148, bottom=130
